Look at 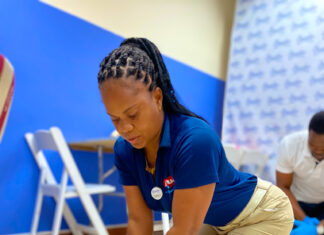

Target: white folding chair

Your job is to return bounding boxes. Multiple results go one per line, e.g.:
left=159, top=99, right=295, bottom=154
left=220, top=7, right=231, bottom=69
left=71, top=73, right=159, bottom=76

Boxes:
left=25, top=127, right=116, bottom=235
left=223, top=143, right=243, bottom=169
left=239, top=148, right=269, bottom=177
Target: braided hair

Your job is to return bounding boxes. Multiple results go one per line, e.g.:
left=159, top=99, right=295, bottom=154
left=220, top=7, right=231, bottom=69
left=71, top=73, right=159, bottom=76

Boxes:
left=98, top=37, right=205, bottom=121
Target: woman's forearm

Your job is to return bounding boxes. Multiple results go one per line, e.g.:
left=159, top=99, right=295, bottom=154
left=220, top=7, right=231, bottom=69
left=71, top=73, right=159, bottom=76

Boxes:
left=166, top=225, right=200, bottom=235
left=127, top=217, right=153, bottom=235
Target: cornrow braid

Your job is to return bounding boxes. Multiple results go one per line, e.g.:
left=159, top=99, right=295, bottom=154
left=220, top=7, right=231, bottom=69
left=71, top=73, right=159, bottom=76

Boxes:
left=98, top=37, right=205, bottom=121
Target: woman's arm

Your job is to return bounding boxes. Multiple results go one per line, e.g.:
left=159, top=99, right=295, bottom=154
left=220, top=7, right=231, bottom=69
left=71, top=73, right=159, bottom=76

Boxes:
left=123, top=185, right=153, bottom=235
left=167, top=183, right=216, bottom=235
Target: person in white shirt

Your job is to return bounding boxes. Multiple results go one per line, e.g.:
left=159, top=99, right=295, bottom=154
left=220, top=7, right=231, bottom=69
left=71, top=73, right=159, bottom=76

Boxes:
left=276, top=111, right=324, bottom=234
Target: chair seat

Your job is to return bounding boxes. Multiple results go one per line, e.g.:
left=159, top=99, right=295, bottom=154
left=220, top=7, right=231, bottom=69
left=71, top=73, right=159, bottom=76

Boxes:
left=42, top=183, right=116, bottom=198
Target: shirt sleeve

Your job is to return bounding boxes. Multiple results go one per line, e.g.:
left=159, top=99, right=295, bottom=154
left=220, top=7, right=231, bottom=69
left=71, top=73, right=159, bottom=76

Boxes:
left=114, top=137, right=137, bottom=186
left=276, top=137, right=294, bottom=174
left=173, top=128, right=220, bottom=189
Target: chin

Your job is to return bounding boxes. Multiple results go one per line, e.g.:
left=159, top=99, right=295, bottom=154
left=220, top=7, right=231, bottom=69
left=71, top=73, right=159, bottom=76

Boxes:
left=131, top=144, right=143, bottom=149
left=128, top=141, right=145, bottom=149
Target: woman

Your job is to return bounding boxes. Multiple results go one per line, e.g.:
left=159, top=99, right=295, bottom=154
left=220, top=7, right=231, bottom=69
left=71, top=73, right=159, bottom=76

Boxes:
left=97, top=38, right=294, bottom=235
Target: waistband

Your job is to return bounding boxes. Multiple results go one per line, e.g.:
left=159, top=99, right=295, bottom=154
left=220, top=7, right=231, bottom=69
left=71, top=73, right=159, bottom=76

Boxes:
left=216, top=178, right=272, bottom=231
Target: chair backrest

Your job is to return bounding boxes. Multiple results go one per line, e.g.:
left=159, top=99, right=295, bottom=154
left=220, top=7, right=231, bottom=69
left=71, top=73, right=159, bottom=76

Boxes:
left=29, top=130, right=60, bottom=153
left=0, top=54, right=15, bottom=142
left=26, top=127, right=87, bottom=186
left=223, top=143, right=243, bottom=169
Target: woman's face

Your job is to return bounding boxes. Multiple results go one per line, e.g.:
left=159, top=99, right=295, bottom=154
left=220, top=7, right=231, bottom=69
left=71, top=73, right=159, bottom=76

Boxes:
left=100, top=76, right=164, bottom=149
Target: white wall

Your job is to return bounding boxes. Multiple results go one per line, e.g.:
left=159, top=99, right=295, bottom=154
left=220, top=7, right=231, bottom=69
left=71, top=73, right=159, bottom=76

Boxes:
left=40, top=0, right=236, bottom=80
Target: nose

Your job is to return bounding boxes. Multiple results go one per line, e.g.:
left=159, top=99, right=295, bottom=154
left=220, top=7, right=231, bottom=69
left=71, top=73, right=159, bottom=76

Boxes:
left=118, top=120, right=134, bottom=134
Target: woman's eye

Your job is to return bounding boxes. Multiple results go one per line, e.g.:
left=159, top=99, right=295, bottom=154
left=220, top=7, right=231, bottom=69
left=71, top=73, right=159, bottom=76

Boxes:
left=128, top=113, right=137, bottom=119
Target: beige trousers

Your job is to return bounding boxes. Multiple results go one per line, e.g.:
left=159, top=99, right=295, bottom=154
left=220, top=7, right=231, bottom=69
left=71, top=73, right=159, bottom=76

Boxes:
left=198, top=178, right=294, bottom=235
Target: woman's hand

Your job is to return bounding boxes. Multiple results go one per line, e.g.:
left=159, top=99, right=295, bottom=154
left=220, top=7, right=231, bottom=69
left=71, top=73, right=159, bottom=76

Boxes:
left=167, top=183, right=216, bottom=235
left=124, top=185, right=153, bottom=235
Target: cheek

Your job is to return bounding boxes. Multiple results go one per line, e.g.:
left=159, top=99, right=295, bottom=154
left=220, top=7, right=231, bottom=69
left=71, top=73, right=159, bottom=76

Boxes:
left=309, top=145, right=315, bottom=153
left=138, top=109, right=159, bottom=132
left=137, top=115, right=152, bottom=133
left=111, top=121, right=122, bottom=135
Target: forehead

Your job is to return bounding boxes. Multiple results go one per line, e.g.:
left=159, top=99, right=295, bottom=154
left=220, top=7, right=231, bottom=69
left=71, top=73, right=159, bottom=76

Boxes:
left=100, top=77, right=150, bottom=113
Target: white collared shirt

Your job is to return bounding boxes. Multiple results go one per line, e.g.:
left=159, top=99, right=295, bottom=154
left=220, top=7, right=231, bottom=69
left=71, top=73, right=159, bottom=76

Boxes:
left=276, top=130, right=324, bottom=203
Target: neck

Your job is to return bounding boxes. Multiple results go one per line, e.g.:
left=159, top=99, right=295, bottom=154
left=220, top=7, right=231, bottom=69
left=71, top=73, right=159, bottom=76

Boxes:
left=144, top=112, right=164, bottom=168
left=144, top=141, right=159, bottom=168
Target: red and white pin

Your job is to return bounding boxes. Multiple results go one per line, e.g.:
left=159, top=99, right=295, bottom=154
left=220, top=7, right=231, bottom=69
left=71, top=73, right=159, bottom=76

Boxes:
left=163, top=176, right=175, bottom=188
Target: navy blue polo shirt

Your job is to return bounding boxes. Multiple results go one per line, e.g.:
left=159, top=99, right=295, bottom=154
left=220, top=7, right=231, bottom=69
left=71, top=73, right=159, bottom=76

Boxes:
left=114, top=113, right=257, bottom=226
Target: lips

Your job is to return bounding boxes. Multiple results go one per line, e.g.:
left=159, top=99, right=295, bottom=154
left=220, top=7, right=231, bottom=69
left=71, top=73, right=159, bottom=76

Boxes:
left=128, top=136, right=139, bottom=143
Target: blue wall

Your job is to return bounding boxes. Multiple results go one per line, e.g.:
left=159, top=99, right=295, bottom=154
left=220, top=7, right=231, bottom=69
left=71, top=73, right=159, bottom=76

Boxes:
left=0, top=0, right=225, bottom=233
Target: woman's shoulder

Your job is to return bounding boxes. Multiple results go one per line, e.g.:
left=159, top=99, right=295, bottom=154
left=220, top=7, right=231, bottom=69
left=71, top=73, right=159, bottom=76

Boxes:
left=170, top=114, right=221, bottom=147
left=172, top=114, right=215, bottom=133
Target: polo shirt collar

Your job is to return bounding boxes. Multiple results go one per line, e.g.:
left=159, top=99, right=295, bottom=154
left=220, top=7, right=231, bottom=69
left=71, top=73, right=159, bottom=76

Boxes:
left=159, top=113, right=171, bottom=148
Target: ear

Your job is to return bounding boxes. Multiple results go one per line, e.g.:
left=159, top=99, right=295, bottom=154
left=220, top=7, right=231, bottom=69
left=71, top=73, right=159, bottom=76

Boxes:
left=152, top=87, right=163, bottom=111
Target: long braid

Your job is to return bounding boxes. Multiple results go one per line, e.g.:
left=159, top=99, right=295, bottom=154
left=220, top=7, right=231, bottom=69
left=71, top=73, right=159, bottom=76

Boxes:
left=98, top=37, right=205, bottom=121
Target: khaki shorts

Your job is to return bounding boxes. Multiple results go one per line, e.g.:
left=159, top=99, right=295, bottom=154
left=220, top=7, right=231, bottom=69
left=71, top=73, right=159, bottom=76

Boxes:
left=198, top=178, right=294, bottom=235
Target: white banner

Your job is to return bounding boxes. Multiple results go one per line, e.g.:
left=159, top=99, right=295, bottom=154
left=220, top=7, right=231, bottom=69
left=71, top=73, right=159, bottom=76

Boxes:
left=223, top=0, right=324, bottom=181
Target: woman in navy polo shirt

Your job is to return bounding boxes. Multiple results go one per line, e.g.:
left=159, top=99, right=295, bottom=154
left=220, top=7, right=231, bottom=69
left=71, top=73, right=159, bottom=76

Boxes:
left=97, top=38, right=294, bottom=235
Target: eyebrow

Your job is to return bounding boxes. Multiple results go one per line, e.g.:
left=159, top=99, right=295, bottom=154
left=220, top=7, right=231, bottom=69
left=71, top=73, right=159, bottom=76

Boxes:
left=107, top=104, right=138, bottom=117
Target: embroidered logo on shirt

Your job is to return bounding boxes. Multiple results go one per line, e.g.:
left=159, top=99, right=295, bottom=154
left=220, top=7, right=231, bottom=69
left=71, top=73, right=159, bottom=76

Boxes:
left=163, top=176, right=175, bottom=194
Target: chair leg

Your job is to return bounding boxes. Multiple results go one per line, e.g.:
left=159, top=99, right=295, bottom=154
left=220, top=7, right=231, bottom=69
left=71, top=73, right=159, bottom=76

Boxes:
left=52, top=170, right=68, bottom=235
left=162, top=213, right=170, bottom=235
left=31, top=169, right=46, bottom=235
